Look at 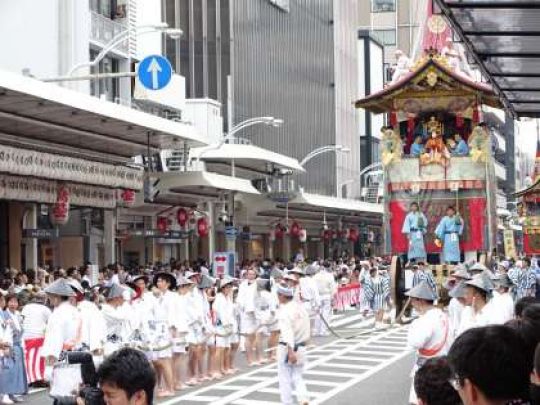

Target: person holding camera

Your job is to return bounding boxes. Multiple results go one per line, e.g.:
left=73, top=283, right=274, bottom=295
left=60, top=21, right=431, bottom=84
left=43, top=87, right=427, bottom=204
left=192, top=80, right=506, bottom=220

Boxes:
left=95, top=348, right=156, bottom=405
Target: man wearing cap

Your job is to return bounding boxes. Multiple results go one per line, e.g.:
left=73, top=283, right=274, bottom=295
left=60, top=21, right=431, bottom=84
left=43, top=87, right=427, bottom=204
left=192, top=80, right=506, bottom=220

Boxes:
left=185, top=271, right=206, bottom=385
left=406, top=280, right=450, bottom=404
left=457, top=274, right=492, bottom=336
left=276, top=284, right=310, bottom=405
left=237, top=268, right=259, bottom=366
left=40, top=279, right=83, bottom=399
left=171, top=276, right=194, bottom=389
left=435, top=206, right=464, bottom=264
left=313, top=261, right=337, bottom=337
left=101, top=284, right=131, bottom=357
left=447, top=266, right=471, bottom=341
left=488, top=274, right=514, bottom=325
left=402, top=202, right=428, bottom=264
left=298, top=265, right=321, bottom=336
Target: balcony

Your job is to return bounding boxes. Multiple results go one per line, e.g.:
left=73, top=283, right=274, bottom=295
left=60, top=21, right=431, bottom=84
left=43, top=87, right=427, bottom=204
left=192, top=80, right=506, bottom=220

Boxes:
left=90, top=11, right=128, bottom=54
left=491, top=128, right=506, bottom=153
left=494, top=160, right=507, bottom=182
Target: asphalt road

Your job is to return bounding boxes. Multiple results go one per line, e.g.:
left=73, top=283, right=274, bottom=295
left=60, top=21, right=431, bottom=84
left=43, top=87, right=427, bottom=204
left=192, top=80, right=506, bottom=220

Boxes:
left=24, top=310, right=414, bottom=405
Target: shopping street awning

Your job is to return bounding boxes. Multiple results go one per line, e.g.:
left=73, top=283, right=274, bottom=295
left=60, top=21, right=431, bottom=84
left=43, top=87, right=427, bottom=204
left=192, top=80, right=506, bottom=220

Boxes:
left=132, top=170, right=260, bottom=210
left=435, top=0, right=540, bottom=118
left=190, top=143, right=305, bottom=175
left=0, top=69, right=208, bottom=164
left=255, top=190, right=383, bottom=226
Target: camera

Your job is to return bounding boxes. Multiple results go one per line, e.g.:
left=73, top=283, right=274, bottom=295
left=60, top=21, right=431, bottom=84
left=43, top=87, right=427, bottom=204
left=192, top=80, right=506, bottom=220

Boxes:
left=53, top=351, right=105, bottom=405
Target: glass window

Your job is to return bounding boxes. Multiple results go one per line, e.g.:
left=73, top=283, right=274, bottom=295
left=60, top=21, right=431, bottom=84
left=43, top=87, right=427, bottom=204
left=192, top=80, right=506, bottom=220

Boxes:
left=90, top=0, right=115, bottom=19
left=89, top=49, right=120, bottom=102
left=372, top=0, right=395, bottom=12
left=373, top=29, right=396, bottom=46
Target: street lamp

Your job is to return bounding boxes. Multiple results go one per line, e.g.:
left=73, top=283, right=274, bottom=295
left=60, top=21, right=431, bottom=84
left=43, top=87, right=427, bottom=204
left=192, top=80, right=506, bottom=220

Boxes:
left=300, top=145, right=350, bottom=167
left=67, top=24, right=183, bottom=76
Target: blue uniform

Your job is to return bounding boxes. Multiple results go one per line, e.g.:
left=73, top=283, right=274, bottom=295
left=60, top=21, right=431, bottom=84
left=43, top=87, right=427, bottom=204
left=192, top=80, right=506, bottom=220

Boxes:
left=402, top=212, right=428, bottom=261
left=410, top=143, right=425, bottom=157
left=515, top=267, right=537, bottom=300
left=435, top=215, right=464, bottom=263
left=454, top=140, right=469, bottom=156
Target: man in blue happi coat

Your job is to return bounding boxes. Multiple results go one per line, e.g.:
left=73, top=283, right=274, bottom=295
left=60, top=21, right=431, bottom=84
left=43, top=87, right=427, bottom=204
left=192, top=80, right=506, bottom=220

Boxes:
left=453, top=133, right=469, bottom=156
left=435, top=205, right=464, bottom=264
left=402, top=202, right=428, bottom=263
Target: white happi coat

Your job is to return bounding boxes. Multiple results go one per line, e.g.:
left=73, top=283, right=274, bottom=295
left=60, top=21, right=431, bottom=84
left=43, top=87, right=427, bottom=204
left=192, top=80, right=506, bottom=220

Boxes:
left=42, top=301, right=81, bottom=361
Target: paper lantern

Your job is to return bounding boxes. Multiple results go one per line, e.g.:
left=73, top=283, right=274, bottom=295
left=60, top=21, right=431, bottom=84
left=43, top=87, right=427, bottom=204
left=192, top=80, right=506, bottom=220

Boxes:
left=323, top=229, right=332, bottom=241
left=269, top=229, right=276, bottom=242
left=348, top=228, right=359, bottom=242
left=176, top=208, right=189, bottom=227
left=197, top=217, right=209, bottom=237
left=50, top=184, right=70, bottom=225
left=157, top=217, right=168, bottom=233
left=120, top=189, right=136, bottom=207
left=390, top=110, right=398, bottom=128
left=290, top=221, right=301, bottom=237
left=299, top=229, right=307, bottom=243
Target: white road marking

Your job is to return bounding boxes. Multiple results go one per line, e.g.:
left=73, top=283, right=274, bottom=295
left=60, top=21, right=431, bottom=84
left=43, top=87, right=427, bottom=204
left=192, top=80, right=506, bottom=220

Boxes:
left=161, top=314, right=410, bottom=405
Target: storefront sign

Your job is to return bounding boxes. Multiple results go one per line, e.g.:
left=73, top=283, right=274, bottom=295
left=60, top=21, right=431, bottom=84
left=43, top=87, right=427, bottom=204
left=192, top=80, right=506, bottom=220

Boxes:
left=126, top=229, right=191, bottom=239
left=0, top=145, right=143, bottom=190
left=0, top=174, right=117, bottom=208
left=503, top=229, right=517, bottom=259
left=212, top=252, right=236, bottom=278
left=23, top=228, right=59, bottom=239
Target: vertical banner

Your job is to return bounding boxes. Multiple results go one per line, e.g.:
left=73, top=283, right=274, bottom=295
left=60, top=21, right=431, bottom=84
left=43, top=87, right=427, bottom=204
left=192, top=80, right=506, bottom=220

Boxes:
left=503, top=229, right=517, bottom=259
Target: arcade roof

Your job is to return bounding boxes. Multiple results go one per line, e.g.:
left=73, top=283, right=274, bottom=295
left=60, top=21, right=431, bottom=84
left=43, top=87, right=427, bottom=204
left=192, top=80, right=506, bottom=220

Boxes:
left=435, top=0, right=540, bottom=118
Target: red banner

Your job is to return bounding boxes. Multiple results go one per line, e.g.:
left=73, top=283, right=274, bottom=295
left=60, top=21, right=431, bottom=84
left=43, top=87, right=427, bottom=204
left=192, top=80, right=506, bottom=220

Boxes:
left=390, top=198, right=486, bottom=254
left=333, top=283, right=360, bottom=312
left=524, top=233, right=540, bottom=255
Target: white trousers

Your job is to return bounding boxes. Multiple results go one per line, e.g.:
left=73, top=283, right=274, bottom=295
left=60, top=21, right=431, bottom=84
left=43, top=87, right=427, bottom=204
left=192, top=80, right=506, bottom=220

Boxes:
left=314, top=296, right=332, bottom=336
left=277, top=345, right=309, bottom=405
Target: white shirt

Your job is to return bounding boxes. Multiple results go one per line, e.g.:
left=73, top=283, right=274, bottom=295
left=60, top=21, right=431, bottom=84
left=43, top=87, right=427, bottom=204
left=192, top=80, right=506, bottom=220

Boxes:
left=214, top=293, right=234, bottom=329
left=170, top=293, right=190, bottom=334
left=487, top=293, right=514, bottom=325
left=78, top=300, right=106, bottom=351
left=0, top=315, right=13, bottom=357
left=277, top=300, right=311, bottom=348
left=407, top=307, right=450, bottom=362
left=237, top=280, right=257, bottom=313
left=457, top=304, right=491, bottom=336
left=21, top=302, right=51, bottom=339
left=313, top=271, right=338, bottom=297
left=447, top=297, right=464, bottom=341
left=101, top=303, right=132, bottom=342
left=255, top=290, right=279, bottom=326
left=41, top=301, right=81, bottom=360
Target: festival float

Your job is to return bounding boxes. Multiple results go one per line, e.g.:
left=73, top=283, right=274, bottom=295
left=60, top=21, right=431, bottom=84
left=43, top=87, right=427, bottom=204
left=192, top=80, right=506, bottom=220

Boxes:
left=512, top=141, right=540, bottom=255
left=355, top=14, right=503, bottom=312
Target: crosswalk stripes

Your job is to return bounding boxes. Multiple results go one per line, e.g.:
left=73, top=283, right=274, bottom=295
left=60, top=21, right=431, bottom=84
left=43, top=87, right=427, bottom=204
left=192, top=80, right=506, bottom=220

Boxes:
left=161, top=325, right=411, bottom=405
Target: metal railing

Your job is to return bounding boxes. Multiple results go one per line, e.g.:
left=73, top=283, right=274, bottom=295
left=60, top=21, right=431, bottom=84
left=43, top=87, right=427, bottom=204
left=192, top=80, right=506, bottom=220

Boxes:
left=90, top=11, right=129, bottom=54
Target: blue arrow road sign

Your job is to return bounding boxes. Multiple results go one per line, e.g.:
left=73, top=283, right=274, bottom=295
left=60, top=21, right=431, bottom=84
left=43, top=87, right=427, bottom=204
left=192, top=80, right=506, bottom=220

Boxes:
left=138, top=55, right=172, bottom=90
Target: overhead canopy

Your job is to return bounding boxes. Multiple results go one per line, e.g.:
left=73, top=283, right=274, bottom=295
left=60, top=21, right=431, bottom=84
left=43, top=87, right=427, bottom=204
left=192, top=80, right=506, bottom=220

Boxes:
left=256, top=190, right=383, bottom=226
left=190, top=143, right=305, bottom=174
left=355, top=53, right=501, bottom=114
left=512, top=177, right=540, bottom=198
left=158, top=170, right=260, bottom=197
left=435, top=0, right=540, bottom=118
left=0, top=69, right=207, bottom=164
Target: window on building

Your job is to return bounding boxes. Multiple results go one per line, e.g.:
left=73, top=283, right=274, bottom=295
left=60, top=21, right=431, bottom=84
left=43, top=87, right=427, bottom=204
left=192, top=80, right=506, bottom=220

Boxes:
left=372, top=0, right=396, bottom=12
left=373, top=29, right=396, bottom=46
left=89, top=49, right=120, bottom=103
left=90, top=0, right=125, bottom=20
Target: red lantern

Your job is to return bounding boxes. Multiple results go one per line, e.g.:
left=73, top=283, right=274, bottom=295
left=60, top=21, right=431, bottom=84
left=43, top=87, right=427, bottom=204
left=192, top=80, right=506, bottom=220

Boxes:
left=120, top=189, right=136, bottom=207
left=323, top=229, right=332, bottom=241
left=348, top=228, right=359, bottom=242
left=275, top=224, right=284, bottom=239
left=472, top=103, right=480, bottom=124
left=157, top=217, right=168, bottom=233
left=50, top=184, right=70, bottom=225
left=456, top=113, right=464, bottom=129
left=176, top=208, right=188, bottom=228
left=290, top=221, right=301, bottom=237
left=390, top=110, right=398, bottom=128
left=197, top=217, right=208, bottom=237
